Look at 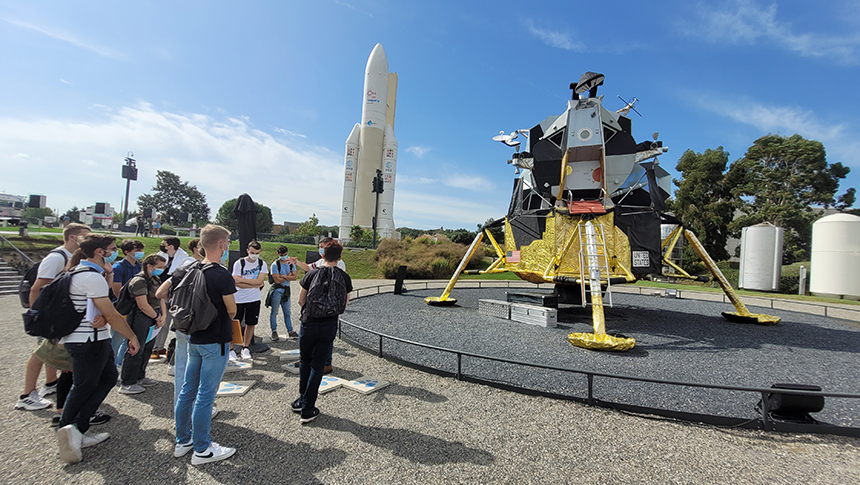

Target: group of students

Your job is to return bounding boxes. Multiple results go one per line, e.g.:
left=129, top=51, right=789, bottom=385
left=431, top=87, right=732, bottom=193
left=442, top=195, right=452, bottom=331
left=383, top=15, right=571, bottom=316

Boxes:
left=17, top=223, right=352, bottom=466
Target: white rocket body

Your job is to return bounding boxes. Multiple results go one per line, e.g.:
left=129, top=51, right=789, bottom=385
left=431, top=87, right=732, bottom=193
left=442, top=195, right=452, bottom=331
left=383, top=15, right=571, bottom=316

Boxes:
left=340, top=43, right=398, bottom=243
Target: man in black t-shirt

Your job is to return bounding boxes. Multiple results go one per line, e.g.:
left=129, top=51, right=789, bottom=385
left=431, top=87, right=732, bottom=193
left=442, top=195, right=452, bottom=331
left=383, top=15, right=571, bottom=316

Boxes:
left=292, top=240, right=353, bottom=424
left=160, top=224, right=239, bottom=466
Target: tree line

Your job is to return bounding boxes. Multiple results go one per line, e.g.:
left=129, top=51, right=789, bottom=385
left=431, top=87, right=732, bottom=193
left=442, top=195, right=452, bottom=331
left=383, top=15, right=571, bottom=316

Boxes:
left=672, top=133, right=855, bottom=264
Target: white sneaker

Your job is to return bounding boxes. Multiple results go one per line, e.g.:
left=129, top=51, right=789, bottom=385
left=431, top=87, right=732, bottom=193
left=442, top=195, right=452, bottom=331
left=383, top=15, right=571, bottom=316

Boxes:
left=211, top=404, right=219, bottom=419
left=118, top=384, right=145, bottom=394
left=174, top=441, right=193, bottom=458
left=57, top=424, right=83, bottom=464
left=39, top=382, right=58, bottom=397
left=81, top=430, right=110, bottom=448
left=191, top=441, right=236, bottom=465
left=15, top=390, right=52, bottom=411
left=167, top=364, right=175, bottom=376
left=240, top=348, right=251, bottom=360
left=228, top=350, right=238, bottom=362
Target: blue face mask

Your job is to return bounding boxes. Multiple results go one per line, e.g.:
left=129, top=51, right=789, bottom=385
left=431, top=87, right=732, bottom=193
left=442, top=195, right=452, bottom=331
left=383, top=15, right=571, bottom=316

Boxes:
left=104, top=249, right=118, bottom=264
left=151, top=268, right=164, bottom=277
left=318, top=248, right=325, bottom=256
left=279, top=255, right=289, bottom=261
left=134, top=251, right=145, bottom=261
left=220, top=250, right=229, bottom=264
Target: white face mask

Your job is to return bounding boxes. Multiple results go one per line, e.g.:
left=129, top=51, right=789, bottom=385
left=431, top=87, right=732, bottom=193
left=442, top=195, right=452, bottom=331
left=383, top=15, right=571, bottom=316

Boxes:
left=248, top=253, right=259, bottom=261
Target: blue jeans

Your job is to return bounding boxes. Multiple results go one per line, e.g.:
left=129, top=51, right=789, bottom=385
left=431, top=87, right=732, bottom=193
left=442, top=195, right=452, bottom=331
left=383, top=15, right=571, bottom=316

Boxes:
left=111, top=328, right=128, bottom=367
left=175, top=342, right=228, bottom=453
left=61, top=340, right=117, bottom=434
left=174, top=332, right=189, bottom=404
left=269, top=287, right=293, bottom=333
left=297, top=323, right=338, bottom=417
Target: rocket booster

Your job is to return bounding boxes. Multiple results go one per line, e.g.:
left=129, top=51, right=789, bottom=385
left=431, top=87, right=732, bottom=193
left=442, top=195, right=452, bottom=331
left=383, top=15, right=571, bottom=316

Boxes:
left=339, top=43, right=398, bottom=242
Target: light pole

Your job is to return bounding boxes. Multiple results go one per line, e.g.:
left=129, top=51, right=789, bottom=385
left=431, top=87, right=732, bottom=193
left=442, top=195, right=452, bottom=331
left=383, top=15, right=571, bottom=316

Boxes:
left=121, top=152, right=137, bottom=228
left=371, top=168, right=384, bottom=248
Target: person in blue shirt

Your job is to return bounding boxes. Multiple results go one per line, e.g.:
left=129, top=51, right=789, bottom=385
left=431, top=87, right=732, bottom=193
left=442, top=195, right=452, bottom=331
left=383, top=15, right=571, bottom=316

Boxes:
left=268, top=245, right=298, bottom=341
left=110, top=239, right=145, bottom=366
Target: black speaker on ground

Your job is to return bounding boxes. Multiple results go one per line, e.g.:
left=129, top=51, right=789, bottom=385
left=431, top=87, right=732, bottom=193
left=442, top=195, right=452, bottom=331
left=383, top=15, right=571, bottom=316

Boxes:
left=767, top=383, right=824, bottom=421
left=95, top=202, right=106, bottom=214
left=394, top=265, right=407, bottom=294
left=143, top=208, right=153, bottom=218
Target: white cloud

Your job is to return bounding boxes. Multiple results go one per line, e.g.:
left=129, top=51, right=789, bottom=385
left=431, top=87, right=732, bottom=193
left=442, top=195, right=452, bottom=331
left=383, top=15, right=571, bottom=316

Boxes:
left=444, top=174, right=493, bottom=191
left=405, top=145, right=431, bottom=158
left=274, top=127, right=307, bottom=139
left=686, top=91, right=860, bottom=166
left=59, top=78, right=71, bottom=85
left=523, top=19, right=585, bottom=52
left=3, top=17, right=127, bottom=60
left=682, top=0, right=860, bottom=65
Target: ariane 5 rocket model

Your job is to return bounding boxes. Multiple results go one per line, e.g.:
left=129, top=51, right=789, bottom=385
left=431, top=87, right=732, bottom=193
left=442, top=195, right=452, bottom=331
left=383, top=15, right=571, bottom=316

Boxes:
left=339, top=43, right=398, bottom=242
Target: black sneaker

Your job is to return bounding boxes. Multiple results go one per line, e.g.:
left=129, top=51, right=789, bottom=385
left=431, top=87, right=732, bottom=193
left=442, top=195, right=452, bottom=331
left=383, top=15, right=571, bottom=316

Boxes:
left=290, top=398, right=302, bottom=413
left=271, top=332, right=279, bottom=342
left=288, top=331, right=298, bottom=339
left=300, top=408, right=320, bottom=424
left=50, top=415, right=61, bottom=428
left=90, top=410, right=112, bottom=426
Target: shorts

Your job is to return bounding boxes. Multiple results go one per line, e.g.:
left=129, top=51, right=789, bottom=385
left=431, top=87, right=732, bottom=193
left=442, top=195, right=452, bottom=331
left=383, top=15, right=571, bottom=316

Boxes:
left=236, top=301, right=261, bottom=326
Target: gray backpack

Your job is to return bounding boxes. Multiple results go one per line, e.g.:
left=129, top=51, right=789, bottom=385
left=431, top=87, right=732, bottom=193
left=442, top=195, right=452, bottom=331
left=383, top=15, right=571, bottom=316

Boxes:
left=169, top=261, right=219, bottom=334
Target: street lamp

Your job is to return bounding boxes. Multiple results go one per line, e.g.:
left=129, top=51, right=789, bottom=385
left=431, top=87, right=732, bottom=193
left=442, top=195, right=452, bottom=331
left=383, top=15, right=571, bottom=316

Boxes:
left=121, top=151, right=137, bottom=227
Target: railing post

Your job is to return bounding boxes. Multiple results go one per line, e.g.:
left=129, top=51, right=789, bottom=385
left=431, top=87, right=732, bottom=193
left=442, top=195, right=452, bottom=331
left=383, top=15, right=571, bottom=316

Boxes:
left=761, top=391, right=772, bottom=431
left=587, top=374, right=594, bottom=406
left=378, top=335, right=383, bottom=358
left=457, top=353, right=462, bottom=380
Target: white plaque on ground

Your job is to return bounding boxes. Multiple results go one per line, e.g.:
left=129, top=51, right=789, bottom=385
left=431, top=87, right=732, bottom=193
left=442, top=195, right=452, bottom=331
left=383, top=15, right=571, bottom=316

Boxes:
left=343, top=377, right=390, bottom=395
left=279, top=349, right=301, bottom=361
left=282, top=362, right=300, bottom=374
left=318, top=376, right=346, bottom=394
left=223, top=360, right=253, bottom=373
left=216, top=380, right=256, bottom=396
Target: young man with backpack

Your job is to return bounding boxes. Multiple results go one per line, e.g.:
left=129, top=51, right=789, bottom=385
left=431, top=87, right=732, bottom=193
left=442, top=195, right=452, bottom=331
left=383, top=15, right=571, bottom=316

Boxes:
left=56, top=234, right=141, bottom=464
left=152, top=237, right=192, bottom=359
left=110, top=239, right=144, bottom=367
left=15, top=223, right=90, bottom=412
left=231, top=240, right=267, bottom=360
left=268, top=245, right=297, bottom=341
left=167, top=224, right=238, bottom=465
left=291, top=240, right=352, bottom=424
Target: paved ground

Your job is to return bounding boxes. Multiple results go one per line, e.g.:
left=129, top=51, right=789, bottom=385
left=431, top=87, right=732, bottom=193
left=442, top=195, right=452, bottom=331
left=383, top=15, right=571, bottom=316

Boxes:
left=2, top=282, right=859, bottom=484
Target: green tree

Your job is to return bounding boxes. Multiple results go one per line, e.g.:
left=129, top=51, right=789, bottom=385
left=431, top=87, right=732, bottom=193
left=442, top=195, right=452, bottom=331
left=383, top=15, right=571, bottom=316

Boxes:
left=726, top=134, right=854, bottom=263
left=62, top=207, right=81, bottom=223
left=214, top=198, right=274, bottom=233
left=24, top=207, right=54, bottom=224
left=671, top=147, right=735, bottom=261
left=137, top=171, right=210, bottom=225
left=295, top=214, right=320, bottom=236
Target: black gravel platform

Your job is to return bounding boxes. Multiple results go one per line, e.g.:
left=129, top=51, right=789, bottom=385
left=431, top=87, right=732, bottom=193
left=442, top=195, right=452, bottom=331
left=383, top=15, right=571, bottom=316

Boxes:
left=342, top=288, right=860, bottom=428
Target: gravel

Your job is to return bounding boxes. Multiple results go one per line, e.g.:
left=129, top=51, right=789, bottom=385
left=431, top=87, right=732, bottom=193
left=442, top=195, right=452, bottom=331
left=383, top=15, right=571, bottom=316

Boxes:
left=1, top=285, right=859, bottom=484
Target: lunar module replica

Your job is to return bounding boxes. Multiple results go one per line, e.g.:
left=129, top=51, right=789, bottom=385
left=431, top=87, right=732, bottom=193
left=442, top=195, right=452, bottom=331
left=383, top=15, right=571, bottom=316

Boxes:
left=426, top=72, right=779, bottom=351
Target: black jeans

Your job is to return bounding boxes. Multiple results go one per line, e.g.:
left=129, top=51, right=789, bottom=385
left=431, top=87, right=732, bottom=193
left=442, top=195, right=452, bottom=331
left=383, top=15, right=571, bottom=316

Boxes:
left=120, top=310, right=157, bottom=386
left=298, top=322, right=338, bottom=417
left=61, top=340, right=117, bottom=433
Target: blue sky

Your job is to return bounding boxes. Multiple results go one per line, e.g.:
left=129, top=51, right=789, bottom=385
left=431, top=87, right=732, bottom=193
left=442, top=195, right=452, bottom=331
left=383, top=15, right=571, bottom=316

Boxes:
left=2, top=0, right=859, bottom=230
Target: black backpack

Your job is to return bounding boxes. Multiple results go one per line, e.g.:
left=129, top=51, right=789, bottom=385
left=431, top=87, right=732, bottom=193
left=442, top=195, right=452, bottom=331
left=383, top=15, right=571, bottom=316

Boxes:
left=22, top=266, right=99, bottom=339
left=114, top=276, right=140, bottom=316
left=169, top=261, right=220, bottom=335
left=19, top=249, right=68, bottom=309
left=303, top=266, right=348, bottom=320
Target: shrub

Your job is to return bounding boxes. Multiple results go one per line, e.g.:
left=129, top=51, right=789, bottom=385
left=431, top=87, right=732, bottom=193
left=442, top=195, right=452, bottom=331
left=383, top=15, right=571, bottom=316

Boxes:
left=375, top=237, right=485, bottom=279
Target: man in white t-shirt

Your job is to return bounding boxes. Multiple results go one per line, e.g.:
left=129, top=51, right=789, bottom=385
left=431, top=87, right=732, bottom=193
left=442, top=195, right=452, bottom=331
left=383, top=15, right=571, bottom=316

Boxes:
left=231, top=240, right=268, bottom=360
left=56, top=234, right=140, bottom=464
left=289, top=237, right=346, bottom=374
left=15, top=223, right=90, bottom=412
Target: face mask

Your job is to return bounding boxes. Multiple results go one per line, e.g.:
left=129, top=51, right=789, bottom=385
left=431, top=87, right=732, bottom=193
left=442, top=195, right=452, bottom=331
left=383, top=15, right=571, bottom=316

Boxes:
left=279, top=255, right=289, bottom=261
left=160, top=245, right=167, bottom=253
left=318, top=248, right=325, bottom=256
left=220, top=250, right=229, bottom=264
left=134, top=251, right=145, bottom=261
left=248, top=254, right=259, bottom=261
left=151, top=268, right=164, bottom=277
left=104, top=249, right=118, bottom=264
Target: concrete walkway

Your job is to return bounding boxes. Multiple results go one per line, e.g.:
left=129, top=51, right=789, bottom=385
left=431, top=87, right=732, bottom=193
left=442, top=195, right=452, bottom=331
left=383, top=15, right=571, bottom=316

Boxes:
left=1, top=283, right=858, bottom=483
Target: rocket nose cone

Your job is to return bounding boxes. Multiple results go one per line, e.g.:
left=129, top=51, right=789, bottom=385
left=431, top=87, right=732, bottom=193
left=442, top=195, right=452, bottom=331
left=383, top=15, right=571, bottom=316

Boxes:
left=366, top=43, right=388, bottom=72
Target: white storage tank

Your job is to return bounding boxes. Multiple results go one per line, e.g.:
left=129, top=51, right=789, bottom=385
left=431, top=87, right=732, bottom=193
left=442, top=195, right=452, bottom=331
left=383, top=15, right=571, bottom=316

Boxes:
left=739, top=223, right=783, bottom=291
left=810, top=213, right=860, bottom=299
